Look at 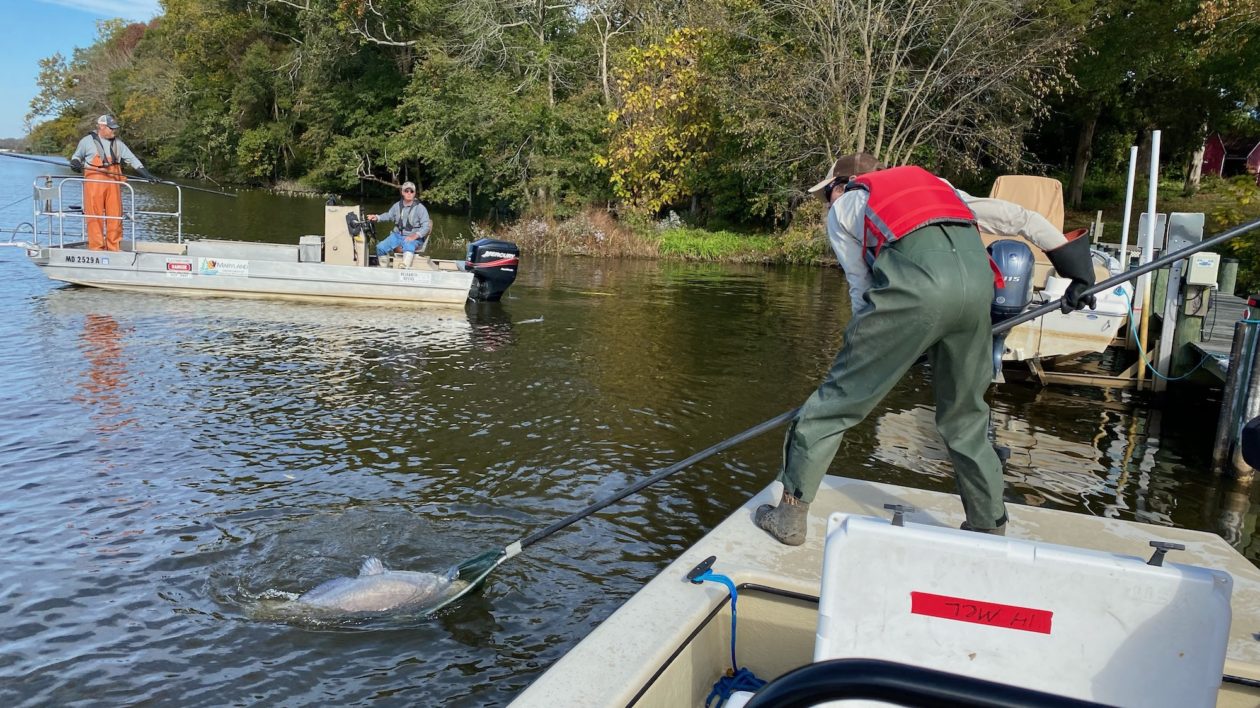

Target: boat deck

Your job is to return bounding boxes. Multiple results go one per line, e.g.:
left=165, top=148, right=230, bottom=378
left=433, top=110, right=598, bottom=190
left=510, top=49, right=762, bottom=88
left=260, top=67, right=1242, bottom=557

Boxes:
left=511, top=475, right=1260, bottom=706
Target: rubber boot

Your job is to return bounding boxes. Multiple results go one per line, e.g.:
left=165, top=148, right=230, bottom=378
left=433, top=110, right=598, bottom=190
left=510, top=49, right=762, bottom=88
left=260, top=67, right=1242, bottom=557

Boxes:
left=960, top=520, right=1007, bottom=536
left=402, top=251, right=415, bottom=269
left=754, top=492, right=809, bottom=546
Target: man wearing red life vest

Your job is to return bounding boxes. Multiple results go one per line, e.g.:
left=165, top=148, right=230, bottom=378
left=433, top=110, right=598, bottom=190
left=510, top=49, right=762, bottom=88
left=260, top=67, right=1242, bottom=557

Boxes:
left=755, top=154, right=1096, bottom=545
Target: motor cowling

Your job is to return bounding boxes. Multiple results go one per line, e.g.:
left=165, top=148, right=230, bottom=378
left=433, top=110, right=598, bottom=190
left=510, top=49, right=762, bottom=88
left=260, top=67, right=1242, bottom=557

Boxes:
left=988, top=239, right=1034, bottom=322
left=987, top=239, right=1035, bottom=380
left=466, top=238, right=520, bottom=302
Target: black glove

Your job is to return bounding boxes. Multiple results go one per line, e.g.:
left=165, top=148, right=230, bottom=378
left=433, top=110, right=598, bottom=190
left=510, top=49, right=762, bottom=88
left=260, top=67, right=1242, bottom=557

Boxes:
left=136, top=167, right=159, bottom=183
left=1046, top=228, right=1097, bottom=314
left=69, top=158, right=83, bottom=174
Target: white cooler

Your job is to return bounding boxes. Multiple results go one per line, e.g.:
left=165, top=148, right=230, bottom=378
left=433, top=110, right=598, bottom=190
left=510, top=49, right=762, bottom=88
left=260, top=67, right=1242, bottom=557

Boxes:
left=813, top=513, right=1232, bottom=707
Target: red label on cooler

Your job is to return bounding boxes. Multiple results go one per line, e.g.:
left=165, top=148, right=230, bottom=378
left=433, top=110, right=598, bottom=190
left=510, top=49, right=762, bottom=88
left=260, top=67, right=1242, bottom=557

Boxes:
left=910, top=592, right=1052, bottom=634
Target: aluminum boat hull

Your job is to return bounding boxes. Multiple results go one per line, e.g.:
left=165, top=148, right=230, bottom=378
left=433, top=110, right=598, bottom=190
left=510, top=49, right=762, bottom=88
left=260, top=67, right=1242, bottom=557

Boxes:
left=27, top=242, right=476, bottom=306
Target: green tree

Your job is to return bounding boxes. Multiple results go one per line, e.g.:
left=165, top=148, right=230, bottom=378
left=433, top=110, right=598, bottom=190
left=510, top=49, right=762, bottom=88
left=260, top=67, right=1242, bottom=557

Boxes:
left=598, top=27, right=714, bottom=214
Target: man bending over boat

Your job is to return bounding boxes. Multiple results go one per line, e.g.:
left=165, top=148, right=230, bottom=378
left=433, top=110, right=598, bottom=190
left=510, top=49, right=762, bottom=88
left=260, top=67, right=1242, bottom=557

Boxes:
left=368, top=181, right=432, bottom=268
left=755, top=153, right=1096, bottom=546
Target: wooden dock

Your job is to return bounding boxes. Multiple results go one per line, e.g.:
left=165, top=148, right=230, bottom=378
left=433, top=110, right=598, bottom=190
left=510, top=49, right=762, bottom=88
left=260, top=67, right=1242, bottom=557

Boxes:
left=1191, top=293, right=1253, bottom=380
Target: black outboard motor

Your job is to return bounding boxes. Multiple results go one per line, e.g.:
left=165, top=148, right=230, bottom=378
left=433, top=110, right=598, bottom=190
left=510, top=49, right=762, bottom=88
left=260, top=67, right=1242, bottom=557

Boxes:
left=466, top=238, right=520, bottom=302
left=987, top=239, right=1035, bottom=378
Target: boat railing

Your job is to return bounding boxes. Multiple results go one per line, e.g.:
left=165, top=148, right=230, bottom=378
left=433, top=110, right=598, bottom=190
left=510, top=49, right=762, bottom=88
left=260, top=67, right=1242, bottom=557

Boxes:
left=0, top=221, right=38, bottom=250
left=27, top=175, right=183, bottom=249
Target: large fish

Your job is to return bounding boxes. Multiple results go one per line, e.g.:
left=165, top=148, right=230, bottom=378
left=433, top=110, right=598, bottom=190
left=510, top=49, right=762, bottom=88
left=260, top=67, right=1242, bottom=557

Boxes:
left=296, top=557, right=464, bottom=613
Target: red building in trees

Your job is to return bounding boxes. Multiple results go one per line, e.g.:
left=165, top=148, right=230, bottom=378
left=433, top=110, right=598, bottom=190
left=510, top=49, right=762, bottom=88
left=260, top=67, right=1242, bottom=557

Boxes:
left=1202, top=133, right=1260, bottom=185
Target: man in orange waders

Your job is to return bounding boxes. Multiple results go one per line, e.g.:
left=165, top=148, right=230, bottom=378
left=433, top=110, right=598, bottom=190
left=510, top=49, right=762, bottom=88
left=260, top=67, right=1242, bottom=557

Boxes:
left=69, top=115, right=157, bottom=251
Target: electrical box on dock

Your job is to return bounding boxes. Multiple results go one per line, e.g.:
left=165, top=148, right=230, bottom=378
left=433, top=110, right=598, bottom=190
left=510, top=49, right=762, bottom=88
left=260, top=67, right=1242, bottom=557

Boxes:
left=816, top=514, right=1232, bottom=708
left=1186, top=252, right=1221, bottom=287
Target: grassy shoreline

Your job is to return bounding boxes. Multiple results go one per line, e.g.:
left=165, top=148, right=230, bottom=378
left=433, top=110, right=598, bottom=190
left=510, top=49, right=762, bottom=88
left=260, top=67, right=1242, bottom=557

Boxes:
left=495, top=208, right=836, bottom=266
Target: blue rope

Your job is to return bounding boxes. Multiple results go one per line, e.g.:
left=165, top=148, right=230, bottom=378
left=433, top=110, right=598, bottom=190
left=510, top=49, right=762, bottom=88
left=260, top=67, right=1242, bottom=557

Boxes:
left=693, top=569, right=766, bottom=708
left=1122, top=287, right=1212, bottom=382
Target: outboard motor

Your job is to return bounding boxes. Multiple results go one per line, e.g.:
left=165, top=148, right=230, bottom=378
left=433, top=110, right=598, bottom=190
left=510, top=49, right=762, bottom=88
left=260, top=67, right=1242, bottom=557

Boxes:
left=986, top=238, right=1035, bottom=470
left=987, top=239, right=1035, bottom=378
left=466, top=238, right=520, bottom=302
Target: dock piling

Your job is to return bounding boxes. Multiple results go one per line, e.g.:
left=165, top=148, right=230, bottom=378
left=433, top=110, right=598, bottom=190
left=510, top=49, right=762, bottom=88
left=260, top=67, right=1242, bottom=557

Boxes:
left=1213, top=319, right=1260, bottom=480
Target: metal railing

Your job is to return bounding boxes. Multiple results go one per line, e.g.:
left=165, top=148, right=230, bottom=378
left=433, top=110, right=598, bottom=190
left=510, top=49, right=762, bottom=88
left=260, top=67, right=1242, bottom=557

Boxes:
left=28, top=175, right=183, bottom=249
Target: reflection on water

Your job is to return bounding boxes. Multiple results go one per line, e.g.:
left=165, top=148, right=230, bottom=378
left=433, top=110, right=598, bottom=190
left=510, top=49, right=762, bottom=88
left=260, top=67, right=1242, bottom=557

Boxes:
left=74, top=314, right=135, bottom=436
left=2, top=160, right=1259, bottom=704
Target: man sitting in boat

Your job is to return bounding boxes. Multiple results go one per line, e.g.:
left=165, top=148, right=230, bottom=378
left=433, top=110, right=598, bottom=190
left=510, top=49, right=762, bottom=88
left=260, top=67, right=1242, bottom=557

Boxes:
left=368, top=181, right=432, bottom=268
left=755, top=153, right=1097, bottom=546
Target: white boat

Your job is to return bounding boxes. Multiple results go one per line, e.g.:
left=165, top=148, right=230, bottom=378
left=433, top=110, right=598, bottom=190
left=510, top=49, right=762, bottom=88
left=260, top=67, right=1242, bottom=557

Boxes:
left=5, top=176, right=519, bottom=306
left=510, top=475, right=1260, bottom=707
left=981, top=175, right=1132, bottom=368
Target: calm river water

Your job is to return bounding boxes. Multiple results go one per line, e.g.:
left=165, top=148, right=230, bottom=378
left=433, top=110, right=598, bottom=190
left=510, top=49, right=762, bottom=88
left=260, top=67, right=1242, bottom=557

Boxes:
left=1, top=158, right=1257, bottom=705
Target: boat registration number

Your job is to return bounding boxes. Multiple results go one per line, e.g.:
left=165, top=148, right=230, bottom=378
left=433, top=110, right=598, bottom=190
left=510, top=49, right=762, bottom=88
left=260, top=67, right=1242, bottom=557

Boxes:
left=65, top=254, right=108, bottom=264
left=399, top=270, right=433, bottom=285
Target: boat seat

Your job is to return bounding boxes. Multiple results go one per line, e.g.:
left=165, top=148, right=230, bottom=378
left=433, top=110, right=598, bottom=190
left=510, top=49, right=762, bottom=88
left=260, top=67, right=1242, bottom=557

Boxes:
left=380, top=254, right=443, bottom=271
left=977, top=175, right=1108, bottom=287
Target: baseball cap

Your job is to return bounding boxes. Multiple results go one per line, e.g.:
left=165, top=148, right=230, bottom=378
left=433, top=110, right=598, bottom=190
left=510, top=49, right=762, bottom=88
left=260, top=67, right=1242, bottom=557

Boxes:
left=401, top=181, right=416, bottom=192
left=97, top=115, right=119, bottom=130
left=807, top=153, right=884, bottom=194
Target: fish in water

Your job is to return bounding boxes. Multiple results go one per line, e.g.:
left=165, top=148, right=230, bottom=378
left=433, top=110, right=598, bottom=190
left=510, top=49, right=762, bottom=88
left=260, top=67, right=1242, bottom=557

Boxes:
left=296, top=557, right=464, bottom=613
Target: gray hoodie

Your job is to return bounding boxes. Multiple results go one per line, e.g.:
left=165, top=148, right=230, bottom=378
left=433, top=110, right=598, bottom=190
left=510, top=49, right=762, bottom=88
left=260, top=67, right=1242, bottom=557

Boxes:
left=376, top=200, right=432, bottom=239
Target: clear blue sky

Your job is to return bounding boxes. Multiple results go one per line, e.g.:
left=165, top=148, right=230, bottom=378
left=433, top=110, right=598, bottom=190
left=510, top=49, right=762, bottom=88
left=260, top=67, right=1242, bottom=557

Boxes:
left=1, top=1, right=162, bottom=139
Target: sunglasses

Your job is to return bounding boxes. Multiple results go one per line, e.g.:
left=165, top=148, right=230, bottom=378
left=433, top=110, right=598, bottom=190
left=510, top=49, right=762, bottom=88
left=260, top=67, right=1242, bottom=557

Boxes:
left=822, top=176, right=852, bottom=202
left=402, top=188, right=415, bottom=193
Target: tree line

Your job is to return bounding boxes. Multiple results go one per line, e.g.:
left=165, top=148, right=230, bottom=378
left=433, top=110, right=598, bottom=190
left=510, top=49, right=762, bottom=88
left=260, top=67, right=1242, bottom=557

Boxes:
left=25, top=0, right=1260, bottom=227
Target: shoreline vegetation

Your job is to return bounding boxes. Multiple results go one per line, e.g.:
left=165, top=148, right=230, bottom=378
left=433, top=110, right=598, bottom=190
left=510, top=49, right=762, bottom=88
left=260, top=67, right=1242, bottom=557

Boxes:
left=491, top=207, right=834, bottom=265
left=490, top=175, right=1260, bottom=270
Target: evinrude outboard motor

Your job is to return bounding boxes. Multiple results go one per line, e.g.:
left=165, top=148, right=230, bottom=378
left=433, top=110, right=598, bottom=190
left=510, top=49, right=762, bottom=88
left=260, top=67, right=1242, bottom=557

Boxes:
left=987, top=239, right=1035, bottom=378
left=466, top=238, right=520, bottom=302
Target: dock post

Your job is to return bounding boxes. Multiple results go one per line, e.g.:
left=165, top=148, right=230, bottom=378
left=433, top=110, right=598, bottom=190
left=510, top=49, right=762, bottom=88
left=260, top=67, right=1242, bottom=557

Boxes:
left=1136, top=131, right=1162, bottom=390
left=1170, top=299, right=1204, bottom=377
left=1218, top=258, right=1238, bottom=296
left=1155, top=262, right=1184, bottom=391
left=1213, top=320, right=1260, bottom=477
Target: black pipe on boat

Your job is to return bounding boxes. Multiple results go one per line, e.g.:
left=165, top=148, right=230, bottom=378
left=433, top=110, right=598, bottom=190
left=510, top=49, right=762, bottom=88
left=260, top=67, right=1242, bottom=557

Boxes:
left=742, top=658, right=1105, bottom=708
